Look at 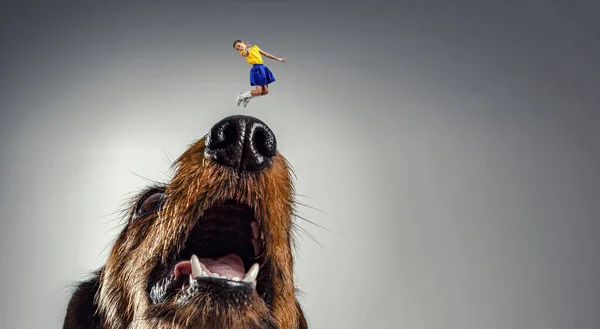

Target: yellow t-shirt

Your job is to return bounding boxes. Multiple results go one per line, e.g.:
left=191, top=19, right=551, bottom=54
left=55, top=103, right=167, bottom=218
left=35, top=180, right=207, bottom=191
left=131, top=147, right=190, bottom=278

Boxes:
left=241, top=45, right=264, bottom=65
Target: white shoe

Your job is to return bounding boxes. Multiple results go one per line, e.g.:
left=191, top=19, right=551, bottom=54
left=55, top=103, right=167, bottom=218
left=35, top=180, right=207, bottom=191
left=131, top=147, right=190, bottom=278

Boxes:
left=243, top=97, right=251, bottom=108
left=236, top=93, right=243, bottom=106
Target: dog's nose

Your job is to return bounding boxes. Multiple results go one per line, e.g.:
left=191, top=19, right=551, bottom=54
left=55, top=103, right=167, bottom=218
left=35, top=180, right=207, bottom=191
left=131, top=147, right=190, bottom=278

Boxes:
left=205, top=115, right=277, bottom=172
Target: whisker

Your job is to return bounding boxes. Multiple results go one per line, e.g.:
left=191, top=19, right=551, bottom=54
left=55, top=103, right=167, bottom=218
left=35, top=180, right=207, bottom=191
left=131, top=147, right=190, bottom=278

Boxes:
left=285, top=158, right=298, bottom=180
left=129, top=171, right=164, bottom=186
left=96, top=190, right=140, bottom=222
left=98, top=235, right=119, bottom=258
left=293, top=212, right=343, bottom=236
left=292, top=222, right=323, bottom=249
left=293, top=193, right=312, bottom=199
left=294, top=201, right=328, bottom=214
left=161, top=148, right=175, bottom=166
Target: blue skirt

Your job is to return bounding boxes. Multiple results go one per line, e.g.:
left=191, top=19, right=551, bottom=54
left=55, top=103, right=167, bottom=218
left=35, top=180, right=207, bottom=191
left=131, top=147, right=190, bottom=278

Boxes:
left=249, top=64, right=276, bottom=86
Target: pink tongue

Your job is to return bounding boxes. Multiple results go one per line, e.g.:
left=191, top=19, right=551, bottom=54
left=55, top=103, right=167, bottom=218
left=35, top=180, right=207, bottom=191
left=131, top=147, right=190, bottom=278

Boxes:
left=198, top=253, right=245, bottom=279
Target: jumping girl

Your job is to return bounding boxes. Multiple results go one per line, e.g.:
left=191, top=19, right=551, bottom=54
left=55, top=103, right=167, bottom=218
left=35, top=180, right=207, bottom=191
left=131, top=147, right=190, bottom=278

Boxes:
left=233, top=40, right=285, bottom=107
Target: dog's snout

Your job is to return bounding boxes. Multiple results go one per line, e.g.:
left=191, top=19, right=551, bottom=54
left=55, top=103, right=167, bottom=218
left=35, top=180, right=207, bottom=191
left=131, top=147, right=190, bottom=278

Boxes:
left=205, top=115, right=277, bottom=172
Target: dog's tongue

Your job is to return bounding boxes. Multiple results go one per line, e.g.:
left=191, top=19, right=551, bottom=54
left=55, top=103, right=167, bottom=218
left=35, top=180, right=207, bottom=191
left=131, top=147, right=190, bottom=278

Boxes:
left=198, top=253, right=245, bottom=279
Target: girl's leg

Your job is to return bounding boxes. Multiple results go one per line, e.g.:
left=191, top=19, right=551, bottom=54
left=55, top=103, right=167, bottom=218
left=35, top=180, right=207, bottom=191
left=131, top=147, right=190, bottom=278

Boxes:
left=250, top=86, right=263, bottom=97
left=238, top=86, right=263, bottom=106
left=239, top=86, right=264, bottom=107
left=241, top=86, right=262, bottom=99
left=261, top=85, right=269, bottom=96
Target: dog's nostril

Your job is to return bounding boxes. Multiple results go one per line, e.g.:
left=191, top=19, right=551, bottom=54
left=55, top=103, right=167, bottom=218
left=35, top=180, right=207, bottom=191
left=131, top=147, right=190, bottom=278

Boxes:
left=252, top=125, right=276, bottom=158
left=206, top=122, right=238, bottom=151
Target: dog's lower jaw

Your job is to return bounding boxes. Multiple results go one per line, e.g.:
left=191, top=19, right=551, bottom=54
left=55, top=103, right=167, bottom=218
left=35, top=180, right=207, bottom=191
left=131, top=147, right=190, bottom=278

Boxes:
left=130, top=305, right=277, bottom=329
left=64, top=275, right=277, bottom=329
left=143, top=280, right=275, bottom=329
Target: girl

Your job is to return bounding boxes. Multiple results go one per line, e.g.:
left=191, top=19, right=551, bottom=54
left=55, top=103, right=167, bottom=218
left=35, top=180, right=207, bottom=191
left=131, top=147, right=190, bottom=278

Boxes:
left=233, top=40, right=285, bottom=107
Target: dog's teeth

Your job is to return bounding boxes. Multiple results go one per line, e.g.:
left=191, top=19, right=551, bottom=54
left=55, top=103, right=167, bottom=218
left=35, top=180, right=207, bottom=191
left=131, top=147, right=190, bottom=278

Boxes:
left=210, top=273, right=220, bottom=278
left=243, top=263, right=260, bottom=283
left=201, top=271, right=208, bottom=277
left=231, top=277, right=240, bottom=281
left=191, top=255, right=203, bottom=278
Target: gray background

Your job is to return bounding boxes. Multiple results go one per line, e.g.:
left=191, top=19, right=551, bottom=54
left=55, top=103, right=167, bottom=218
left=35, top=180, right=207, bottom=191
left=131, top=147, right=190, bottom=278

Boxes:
left=1, top=0, right=599, bottom=328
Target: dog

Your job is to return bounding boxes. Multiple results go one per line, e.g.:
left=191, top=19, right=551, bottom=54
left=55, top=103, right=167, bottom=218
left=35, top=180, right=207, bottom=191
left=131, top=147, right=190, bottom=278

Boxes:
left=63, top=115, right=308, bottom=329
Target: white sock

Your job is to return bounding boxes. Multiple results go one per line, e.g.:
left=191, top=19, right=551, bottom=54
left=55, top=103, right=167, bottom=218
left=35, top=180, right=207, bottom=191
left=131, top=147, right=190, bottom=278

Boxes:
left=241, top=91, right=252, bottom=98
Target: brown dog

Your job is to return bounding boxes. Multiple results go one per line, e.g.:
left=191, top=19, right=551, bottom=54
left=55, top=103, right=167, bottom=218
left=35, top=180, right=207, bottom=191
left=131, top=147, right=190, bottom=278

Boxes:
left=63, top=115, right=308, bottom=329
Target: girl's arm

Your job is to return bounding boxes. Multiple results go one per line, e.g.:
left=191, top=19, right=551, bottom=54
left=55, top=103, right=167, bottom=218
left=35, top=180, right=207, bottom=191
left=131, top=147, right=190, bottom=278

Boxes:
left=241, top=42, right=253, bottom=57
left=259, top=49, right=285, bottom=62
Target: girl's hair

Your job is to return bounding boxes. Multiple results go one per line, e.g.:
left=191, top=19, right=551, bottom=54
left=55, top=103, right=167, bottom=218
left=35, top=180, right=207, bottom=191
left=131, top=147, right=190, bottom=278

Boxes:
left=233, top=40, right=251, bottom=49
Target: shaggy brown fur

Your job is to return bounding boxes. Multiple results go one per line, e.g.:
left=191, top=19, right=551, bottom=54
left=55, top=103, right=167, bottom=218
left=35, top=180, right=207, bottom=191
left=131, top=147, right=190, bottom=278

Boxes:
left=63, top=115, right=308, bottom=329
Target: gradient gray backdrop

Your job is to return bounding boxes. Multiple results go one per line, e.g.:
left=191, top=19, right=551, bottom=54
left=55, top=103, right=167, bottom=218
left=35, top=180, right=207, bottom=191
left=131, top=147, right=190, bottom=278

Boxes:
left=1, top=0, right=599, bottom=328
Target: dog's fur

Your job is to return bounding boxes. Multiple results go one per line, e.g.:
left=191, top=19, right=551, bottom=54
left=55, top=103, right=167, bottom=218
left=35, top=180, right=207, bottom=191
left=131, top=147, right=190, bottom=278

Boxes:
left=63, top=115, right=308, bottom=329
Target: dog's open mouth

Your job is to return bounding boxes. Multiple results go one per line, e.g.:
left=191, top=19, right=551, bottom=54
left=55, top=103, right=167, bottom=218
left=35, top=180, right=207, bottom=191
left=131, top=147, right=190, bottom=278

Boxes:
left=147, top=199, right=264, bottom=304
